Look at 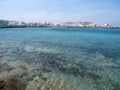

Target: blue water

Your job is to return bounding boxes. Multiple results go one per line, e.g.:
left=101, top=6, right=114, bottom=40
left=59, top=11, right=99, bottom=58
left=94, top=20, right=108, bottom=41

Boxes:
left=0, top=28, right=120, bottom=90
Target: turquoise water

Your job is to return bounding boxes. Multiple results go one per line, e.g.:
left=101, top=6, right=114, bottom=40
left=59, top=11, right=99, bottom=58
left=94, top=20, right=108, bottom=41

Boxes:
left=0, top=28, right=120, bottom=90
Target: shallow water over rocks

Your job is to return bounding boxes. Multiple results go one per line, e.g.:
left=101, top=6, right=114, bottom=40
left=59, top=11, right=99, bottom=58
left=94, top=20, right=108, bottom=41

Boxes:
left=0, top=28, right=120, bottom=90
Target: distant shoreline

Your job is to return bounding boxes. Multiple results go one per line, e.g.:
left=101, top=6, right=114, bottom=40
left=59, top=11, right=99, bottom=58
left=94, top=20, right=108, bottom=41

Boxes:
left=0, top=26, right=120, bottom=29
left=1, top=20, right=120, bottom=29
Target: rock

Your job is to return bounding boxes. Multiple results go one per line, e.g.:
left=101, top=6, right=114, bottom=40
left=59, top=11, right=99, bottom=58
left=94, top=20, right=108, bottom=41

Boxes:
left=0, top=80, right=4, bottom=89
left=41, top=77, right=47, bottom=81
left=26, top=84, right=39, bottom=90
left=0, top=63, right=13, bottom=73
left=87, top=72, right=101, bottom=80
left=0, top=78, right=26, bottom=90
left=0, top=71, right=9, bottom=80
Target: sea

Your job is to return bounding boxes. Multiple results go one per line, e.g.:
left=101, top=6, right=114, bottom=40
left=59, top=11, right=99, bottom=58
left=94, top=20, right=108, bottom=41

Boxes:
left=0, top=27, right=120, bottom=90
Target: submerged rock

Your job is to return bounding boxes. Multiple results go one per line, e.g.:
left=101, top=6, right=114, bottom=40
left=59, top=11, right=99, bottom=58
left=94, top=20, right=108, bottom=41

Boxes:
left=0, top=78, right=26, bottom=90
left=0, top=63, right=13, bottom=73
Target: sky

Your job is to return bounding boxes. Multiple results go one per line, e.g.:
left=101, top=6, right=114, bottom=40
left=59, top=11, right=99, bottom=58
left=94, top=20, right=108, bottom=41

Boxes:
left=0, top=0, right=120, bottom=25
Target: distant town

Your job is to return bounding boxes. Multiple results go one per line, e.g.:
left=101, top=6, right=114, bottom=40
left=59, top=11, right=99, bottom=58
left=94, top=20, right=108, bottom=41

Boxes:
left=0, top=20, right=119, bottom=28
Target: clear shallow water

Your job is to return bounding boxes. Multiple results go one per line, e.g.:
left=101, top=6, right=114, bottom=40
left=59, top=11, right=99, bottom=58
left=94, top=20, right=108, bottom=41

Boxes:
left=0, top=28, right=120, bottom=90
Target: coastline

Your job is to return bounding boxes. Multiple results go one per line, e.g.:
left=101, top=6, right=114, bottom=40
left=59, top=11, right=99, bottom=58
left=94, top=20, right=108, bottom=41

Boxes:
left=1, top=20, right=120, bottom=29
left=0, top=26, right=120, bottom=29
